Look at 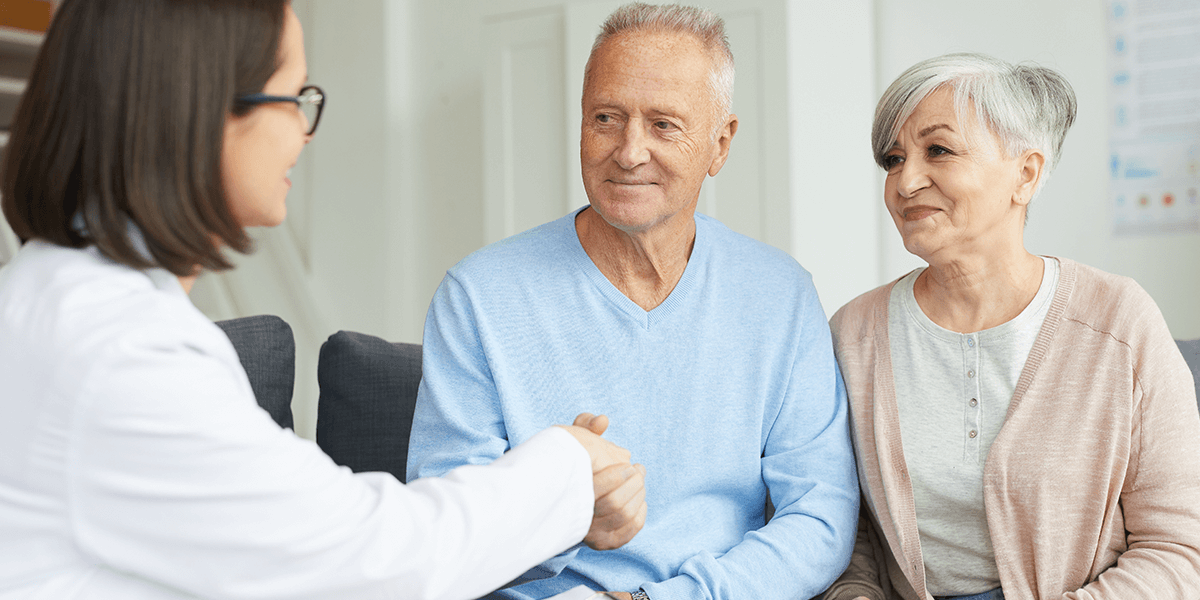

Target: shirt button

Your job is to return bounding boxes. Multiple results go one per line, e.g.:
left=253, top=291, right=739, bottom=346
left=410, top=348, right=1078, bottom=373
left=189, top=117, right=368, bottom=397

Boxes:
left=968, top=370, right=975, bottom=378
left=970, top=398, right=978, bottom=407
left=967, top=337, right=975, bottom=347
left=969, top=430, right=978, bottom=438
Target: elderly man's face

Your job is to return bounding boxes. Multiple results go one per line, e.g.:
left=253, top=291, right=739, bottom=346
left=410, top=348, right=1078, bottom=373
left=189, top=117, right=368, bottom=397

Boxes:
left=580, top=30, right=733, bottom=234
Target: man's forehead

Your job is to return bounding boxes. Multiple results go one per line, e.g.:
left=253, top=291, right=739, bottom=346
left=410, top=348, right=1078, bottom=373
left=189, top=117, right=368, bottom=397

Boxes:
left=594, top=29, right=711, bottom=67
left=588, top=31, right=711, bottom=83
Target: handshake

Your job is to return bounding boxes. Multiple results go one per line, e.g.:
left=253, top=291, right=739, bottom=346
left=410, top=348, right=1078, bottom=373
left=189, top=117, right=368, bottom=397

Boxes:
left=557, top=413, right=648, bottom=551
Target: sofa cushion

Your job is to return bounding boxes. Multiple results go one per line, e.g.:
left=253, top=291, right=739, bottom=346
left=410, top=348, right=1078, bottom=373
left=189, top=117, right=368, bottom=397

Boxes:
left=215, top=315, right=296, bottom=429
left=317, top=331, right=421, bottom=482
left=1178, top=339, right=1200, bottom=414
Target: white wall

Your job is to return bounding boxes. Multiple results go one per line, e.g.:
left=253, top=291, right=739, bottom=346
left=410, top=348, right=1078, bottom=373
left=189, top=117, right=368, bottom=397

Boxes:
left=181, top=0, right=1199, bottom=437
left=875, top=0, right=1200, bottom=339
left=191, top=0, right=424, bottom=439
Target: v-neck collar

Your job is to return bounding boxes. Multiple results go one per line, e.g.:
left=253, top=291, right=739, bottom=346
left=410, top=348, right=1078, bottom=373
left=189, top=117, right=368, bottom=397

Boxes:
left=565, top=207, right=706, bottom=331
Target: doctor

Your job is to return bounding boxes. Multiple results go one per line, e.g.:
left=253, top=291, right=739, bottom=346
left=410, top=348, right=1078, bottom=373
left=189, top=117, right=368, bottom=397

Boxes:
left=0, top=1, right=645, bottom=599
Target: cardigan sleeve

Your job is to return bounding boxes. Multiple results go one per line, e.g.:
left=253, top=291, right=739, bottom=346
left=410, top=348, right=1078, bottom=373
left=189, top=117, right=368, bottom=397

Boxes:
left=1064, top=304, right=1200, bottom=599
left=822, top=505, right=889, bottom=600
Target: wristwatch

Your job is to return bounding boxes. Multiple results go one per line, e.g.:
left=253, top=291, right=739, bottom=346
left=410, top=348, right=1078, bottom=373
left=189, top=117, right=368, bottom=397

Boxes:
left=630, top=590, right=649, bottom=600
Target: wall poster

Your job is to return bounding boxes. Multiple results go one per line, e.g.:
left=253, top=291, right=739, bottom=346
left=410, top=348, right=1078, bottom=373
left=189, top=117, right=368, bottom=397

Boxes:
left=1108, top=0, right=1200, bottom=235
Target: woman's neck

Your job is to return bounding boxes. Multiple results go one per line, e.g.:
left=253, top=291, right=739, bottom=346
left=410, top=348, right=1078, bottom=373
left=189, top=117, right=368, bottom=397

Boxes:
left=914, top=248, right=1044, bottom=333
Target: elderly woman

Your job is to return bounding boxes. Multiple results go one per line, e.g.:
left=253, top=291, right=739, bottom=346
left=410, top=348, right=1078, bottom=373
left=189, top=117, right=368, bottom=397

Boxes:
left=822, top=53, right=1200, bottom=600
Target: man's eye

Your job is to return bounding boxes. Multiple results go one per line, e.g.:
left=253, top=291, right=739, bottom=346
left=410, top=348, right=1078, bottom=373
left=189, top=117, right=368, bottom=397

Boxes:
left=653, top=120, right=673, bottom=130
left=596, top=114, right=612, bottom=124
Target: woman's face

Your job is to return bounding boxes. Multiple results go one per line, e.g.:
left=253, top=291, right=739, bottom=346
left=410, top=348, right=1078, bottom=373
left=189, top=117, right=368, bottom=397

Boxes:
left=221, top=7, right=309, bottom=229
left=881, top=86, right=1033, bottom=264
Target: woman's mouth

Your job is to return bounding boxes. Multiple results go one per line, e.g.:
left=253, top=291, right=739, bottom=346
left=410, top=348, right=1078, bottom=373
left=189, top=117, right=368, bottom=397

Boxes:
left=902, top=206, right=938, bottom=221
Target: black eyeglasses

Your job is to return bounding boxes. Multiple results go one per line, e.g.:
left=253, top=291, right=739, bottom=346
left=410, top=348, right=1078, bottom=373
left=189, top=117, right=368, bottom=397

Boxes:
left=235, top=85, right=325, bottom=135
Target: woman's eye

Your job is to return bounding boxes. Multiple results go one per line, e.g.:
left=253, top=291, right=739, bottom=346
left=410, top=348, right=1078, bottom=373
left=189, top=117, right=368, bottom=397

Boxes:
left=928, top=145, right=951, bottom=157
left=882, top=155, right=903, bottom=169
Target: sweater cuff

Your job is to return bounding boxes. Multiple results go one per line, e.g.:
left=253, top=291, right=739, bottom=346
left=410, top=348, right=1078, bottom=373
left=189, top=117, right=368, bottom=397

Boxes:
left=638, top=575, right=702, bottom=600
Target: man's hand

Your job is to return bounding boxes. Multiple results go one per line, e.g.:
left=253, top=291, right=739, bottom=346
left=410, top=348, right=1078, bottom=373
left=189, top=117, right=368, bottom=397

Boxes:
left=602, top=593, right=633, bottom=600
left=557, top=413, right=648, bottom=551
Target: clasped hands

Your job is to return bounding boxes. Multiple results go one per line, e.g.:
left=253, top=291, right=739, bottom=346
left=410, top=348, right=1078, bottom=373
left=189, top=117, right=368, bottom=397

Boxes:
left=558, top=413, right=648, bottom=552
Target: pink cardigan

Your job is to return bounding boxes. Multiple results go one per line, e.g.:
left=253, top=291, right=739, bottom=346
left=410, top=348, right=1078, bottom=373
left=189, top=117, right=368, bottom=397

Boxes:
left=822, top=258, right=1200, bottom=600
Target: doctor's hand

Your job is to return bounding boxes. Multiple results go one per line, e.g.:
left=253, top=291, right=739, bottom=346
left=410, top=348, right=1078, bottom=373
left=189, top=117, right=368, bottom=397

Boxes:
left=558, top=413, right=648, bottom=551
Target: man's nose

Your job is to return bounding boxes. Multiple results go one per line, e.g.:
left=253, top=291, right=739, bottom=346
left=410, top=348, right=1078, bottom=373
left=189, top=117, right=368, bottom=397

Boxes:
left=613, top=122, right=651, bottom=169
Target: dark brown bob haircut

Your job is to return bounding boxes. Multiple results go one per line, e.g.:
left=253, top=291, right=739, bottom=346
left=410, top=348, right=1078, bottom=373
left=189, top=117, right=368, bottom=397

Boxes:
left=1, top=0, right=289, bottom=276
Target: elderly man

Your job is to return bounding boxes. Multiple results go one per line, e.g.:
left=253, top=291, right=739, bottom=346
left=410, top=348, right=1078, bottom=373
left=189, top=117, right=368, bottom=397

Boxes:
left=407, top=3, right=858, bottom=599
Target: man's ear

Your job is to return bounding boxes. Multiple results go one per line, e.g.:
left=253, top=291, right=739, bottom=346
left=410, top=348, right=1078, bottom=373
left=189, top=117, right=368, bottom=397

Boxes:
left=708, top=114, right=738, bottom=177
left=1013, top=149, right=1045, bottom=207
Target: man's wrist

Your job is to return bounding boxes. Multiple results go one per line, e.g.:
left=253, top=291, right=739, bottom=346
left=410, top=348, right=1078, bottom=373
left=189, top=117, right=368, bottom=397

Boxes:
left=630, top=590, right=649, bottom=600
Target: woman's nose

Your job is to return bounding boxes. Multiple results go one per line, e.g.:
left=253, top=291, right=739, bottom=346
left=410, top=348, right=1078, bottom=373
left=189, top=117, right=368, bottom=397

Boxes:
left=895, top=160, right=930, bottom=198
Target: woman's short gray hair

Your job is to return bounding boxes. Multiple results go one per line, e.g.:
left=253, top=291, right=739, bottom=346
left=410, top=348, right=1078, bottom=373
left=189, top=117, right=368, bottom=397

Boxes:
left=872, top=52, right=1077, bottom=197
left=586, top=2, right=735, bottom=120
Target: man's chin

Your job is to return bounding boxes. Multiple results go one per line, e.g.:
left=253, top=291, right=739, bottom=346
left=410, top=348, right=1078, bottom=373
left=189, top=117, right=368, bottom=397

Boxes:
left=588, top=202, right=682, bottom=236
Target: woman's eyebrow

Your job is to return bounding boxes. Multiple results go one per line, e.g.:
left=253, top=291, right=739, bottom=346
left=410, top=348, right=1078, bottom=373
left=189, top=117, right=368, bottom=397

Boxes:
left=918, top=123, right=953, bottom=137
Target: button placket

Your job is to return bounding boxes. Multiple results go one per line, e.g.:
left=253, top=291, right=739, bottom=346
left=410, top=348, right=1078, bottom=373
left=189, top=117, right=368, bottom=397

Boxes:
left=964, top=334, right=981, bottom=460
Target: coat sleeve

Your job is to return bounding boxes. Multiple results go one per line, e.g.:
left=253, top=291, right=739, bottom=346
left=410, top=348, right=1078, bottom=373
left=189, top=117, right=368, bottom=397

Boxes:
left=1064, top=304, right=1200, bottom=599
left=70, top=319, right=594, bottom=600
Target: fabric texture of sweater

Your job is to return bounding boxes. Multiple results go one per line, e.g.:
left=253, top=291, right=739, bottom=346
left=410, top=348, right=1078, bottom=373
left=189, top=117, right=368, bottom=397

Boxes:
left=407, top=208, right=860, bottom=600
left=821, top=257, right=1200, bottom=600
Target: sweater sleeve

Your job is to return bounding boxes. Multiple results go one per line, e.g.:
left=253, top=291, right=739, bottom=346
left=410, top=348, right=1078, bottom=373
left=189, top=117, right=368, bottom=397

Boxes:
left=640, top=280, right=861, bottom=600
left=71, top=320, right=594, bottom=600
left=406, top=273, right=584, bottom=583
left=1064, top=303, right=1200, bottom=599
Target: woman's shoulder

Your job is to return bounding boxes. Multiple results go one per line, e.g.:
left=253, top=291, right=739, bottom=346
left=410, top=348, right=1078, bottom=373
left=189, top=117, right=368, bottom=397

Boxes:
left=1051, top=258, right=1183, bottom=375
left=1, top=241, right=230, bottom=374
left=829, top=279, right=899, bottom=339
left=1057, top=258, right=1164, bottom=336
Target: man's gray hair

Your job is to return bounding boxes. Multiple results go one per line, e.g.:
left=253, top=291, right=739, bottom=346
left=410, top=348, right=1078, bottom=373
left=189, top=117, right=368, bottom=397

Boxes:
left=586, top=2, right=735, bottom=119
left=872, top=52, right=1077, bottom=198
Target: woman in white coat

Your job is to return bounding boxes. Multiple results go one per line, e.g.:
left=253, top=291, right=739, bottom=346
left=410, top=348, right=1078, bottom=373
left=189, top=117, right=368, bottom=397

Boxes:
left=0, top=1, right=646, bottom=598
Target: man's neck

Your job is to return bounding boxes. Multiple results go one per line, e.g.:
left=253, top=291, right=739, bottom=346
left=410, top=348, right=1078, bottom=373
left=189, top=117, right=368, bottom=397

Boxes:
left=575, top=207, right=696, bottom=311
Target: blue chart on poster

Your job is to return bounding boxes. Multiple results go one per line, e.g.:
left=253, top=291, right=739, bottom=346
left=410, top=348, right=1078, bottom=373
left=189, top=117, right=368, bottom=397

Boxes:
left=1108, top=0, right=1200, bottom=235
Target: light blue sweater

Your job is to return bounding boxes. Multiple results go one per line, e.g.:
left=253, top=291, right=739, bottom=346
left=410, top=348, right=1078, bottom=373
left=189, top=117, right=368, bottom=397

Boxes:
left=407, top=208, right=858, bottom=600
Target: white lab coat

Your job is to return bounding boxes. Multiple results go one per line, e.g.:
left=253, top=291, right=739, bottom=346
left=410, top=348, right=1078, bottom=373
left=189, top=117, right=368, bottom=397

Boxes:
left=0, top=239, right=593, bottom=600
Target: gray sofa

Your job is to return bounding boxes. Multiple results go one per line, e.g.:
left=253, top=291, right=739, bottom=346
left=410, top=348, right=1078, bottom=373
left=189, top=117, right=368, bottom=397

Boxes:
left=216, top=316, right=419, bottom=482
left=216, top=315, right=1200, bottom=485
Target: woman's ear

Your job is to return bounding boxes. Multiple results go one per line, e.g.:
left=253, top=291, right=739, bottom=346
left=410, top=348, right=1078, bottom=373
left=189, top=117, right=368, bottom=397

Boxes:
left=1013, top=149, right=1045, bottom=207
